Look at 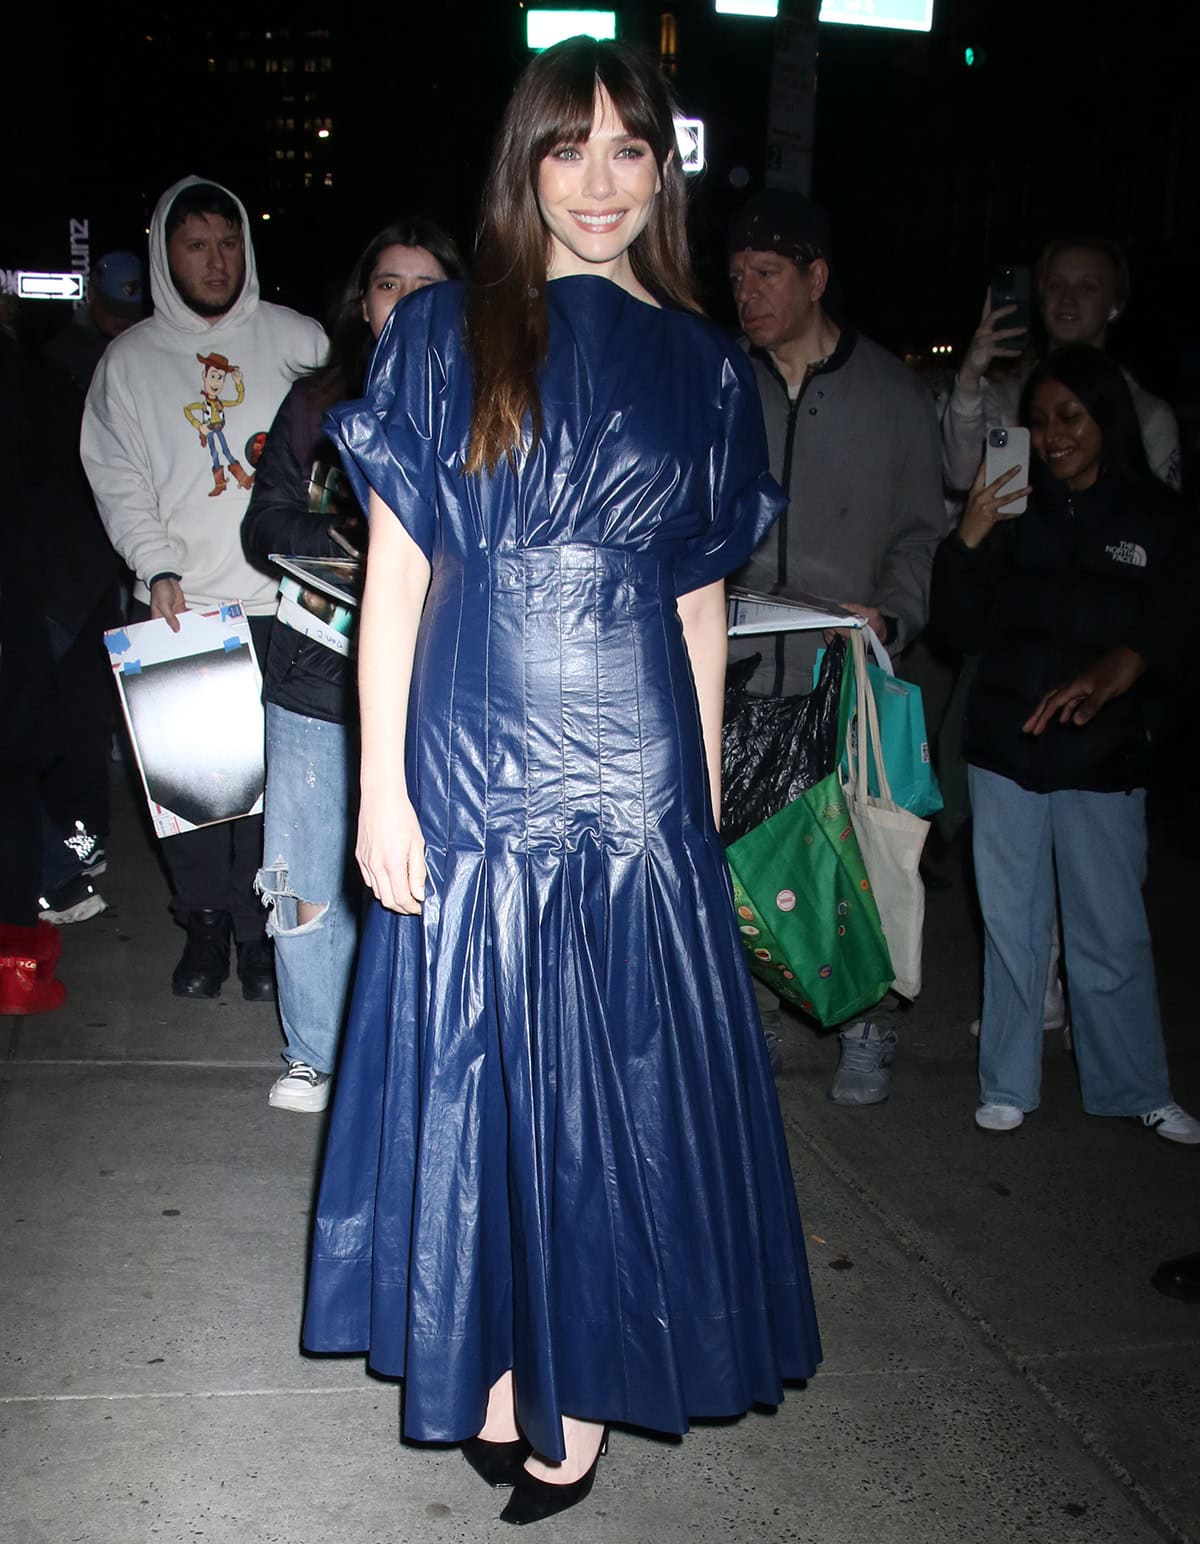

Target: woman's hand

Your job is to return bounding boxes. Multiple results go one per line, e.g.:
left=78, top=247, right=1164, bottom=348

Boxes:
left=1022, top=646, right=1147, bottom=736
left=957, top=460, right=1032, bottom=549
left=356, top=791, right=427, bottom=914
left=957, top=289, right=1027, bottom=393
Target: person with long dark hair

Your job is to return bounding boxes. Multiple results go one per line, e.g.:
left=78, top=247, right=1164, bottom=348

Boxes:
left=242, top=218, right=464, bottom=1112
left=932, top=344, right=1198, bottom=1143
left=300, top=37, right=821, bottom=1525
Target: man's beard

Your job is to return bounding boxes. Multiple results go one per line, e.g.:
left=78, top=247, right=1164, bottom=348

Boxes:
left=170, top=266, right=243, bottom=319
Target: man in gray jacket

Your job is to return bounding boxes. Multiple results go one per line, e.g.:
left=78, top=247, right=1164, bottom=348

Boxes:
left=728, top=190, right=946, bottom=1102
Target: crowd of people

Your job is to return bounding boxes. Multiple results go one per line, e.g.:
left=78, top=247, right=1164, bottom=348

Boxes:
left=2, top=31, right=1197, bottom=1524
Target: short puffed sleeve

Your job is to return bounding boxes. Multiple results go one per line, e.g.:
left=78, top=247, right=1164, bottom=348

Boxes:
left=673, top=346, right=786, bottom=597
left=326, top=283, right=461, bottom=563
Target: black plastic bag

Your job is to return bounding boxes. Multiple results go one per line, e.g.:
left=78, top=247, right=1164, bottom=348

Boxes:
left=720, top=635, right=846, bottom=844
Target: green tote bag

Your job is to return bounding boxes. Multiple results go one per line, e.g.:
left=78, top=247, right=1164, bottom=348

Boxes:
left=726, top=770, right=895, bottom=1029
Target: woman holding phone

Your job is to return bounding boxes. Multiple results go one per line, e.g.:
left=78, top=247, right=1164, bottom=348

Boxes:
left=300, top=36, right=821, bottom=1526
left=932, top=345, right=1198, bottom=1144
left=942, top=238, right=1180, bottom=495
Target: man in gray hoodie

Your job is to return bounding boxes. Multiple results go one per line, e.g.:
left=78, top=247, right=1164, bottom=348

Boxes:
left=82, top=177, right=326, bottom=1003
left=728, top=190, right=945, bottom=1103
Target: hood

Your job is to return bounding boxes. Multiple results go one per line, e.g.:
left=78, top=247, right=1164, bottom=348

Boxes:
left=148, top=174, right=260, bottom=335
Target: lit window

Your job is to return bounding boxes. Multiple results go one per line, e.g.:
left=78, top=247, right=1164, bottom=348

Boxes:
left=304, top=58, right=316, bottom=72
left=323, top=171, right=333, bottom=187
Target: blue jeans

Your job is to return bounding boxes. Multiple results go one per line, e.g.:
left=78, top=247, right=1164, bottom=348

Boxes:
left=206, top=427, right=234, bottom=469
left=257, top=705, right=363, bottom=1073
left=969, top=766, right=1171, bottom=1117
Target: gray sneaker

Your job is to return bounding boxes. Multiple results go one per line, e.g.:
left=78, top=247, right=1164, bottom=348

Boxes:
left=828, top=1022, right=896, bottom=1105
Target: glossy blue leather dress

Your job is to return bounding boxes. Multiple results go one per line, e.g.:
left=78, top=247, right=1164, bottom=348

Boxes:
left=302, top=276, right=821, bottom=1461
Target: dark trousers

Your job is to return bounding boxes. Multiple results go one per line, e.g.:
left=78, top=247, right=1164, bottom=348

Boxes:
left=1, top=771, right=42, bottom=927
left=131, top=604, right=272, bottom=944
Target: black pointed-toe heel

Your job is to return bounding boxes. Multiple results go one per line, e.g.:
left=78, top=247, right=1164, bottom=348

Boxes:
left=461, top=1435, right=532, bottom=1488
left=499, top=1428, right=609, bottom=1526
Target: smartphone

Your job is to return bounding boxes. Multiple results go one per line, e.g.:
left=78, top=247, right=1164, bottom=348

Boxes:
left=989, top=262, right=1031, bottom=339
left=984, top=426, right=1030, bottom=516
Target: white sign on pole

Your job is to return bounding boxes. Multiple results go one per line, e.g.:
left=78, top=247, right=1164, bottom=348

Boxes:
left=526, top=10, right=617, bottom=50
left=18, top=272, right=86, bottom=301
left=717, top=0, right=936, bottom=29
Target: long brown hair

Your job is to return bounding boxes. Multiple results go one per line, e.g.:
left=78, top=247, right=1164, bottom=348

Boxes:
left=464, top=37, right=701, bottom=476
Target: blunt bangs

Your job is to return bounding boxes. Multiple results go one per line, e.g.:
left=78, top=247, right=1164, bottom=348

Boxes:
left=522, top=39, right=676, bottom=177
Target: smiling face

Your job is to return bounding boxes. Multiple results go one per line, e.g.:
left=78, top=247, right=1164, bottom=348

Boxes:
left=1029, top=377, right=1104, bottom=491
left=1039, top=246, right=1121, bottom=349
left=536, top=86, right=663, bottom=284
left=360, top=244, right=449, bottom=338
left=167, top=212, right=246, bottom=319
left=201, top=363, right=227, bottom=398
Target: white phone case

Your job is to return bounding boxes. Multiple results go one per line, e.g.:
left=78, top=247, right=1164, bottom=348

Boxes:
left=984, top=426, right=1030, bottom=515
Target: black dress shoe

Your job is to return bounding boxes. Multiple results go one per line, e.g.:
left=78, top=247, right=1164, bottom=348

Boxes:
left=462, top=1436, right=532, bottom=1487
left=1151, top=1251, right=1200, bottom=1304
left=171, top=910, right=232, bottom=998
left=499, top=1429, right=608, bottom=1526
left=236, top=938, right=277, bottom=1002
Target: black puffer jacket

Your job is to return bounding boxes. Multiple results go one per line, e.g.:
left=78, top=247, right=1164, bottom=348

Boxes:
left=241, top=379, right=363, bottom=724
left=931, top=467, right=1191, bottom=793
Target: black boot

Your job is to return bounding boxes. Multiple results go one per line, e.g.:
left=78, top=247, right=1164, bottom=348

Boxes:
left=171, top=910, right=232, bottom=998
left=236, top=936, right=276, bottom=1002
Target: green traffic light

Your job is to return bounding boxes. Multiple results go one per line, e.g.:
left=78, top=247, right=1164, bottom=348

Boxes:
left=964, top=45, right=975, bottom=65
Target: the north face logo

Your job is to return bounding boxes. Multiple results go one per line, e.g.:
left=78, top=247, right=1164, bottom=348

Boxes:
left=1105, top=541, right=1147, bottom=568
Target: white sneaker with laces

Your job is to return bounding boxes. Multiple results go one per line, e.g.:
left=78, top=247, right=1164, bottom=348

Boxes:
left=1139, top=1103, right=1200, bottom=1146
left=269, top=1062, right=331, bottom=1113
left=975, top=1102, right=1025, bottom=1133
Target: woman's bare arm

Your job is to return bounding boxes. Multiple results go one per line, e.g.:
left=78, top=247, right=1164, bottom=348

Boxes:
left=677, top=579, right=728, bottom=828
left=355, top=489, right=432, bottom=913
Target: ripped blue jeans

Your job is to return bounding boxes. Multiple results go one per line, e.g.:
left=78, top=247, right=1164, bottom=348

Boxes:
left=257, top=704, right=363, bottom=1073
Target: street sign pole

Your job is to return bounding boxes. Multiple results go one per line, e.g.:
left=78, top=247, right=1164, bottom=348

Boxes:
left=765, top=0, right=820, bottom=195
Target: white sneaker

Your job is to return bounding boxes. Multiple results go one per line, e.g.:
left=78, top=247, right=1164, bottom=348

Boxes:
left=975, top=1102, right=1025, bottom=1133
left=1139, top=1103, right=1200, bottom=1146
left=268, top=1062, right=331, bottom=1113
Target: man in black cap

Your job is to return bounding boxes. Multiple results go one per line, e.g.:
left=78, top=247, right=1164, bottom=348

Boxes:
left=728, top=189, right=945, bottom=1104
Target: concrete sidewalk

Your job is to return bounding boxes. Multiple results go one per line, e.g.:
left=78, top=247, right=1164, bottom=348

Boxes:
left=3, top=776, right=1197, bottom=1544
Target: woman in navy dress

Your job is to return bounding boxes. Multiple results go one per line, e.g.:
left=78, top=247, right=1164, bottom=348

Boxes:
left=302, top=37, right=821, bottom=1524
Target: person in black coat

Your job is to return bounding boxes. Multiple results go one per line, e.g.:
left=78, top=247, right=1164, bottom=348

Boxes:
left=932, top=345, right=1198, bottom=1143
left=241, top=218, right=463, bottom=1113
left=0, top=330, right=69, bottom=1010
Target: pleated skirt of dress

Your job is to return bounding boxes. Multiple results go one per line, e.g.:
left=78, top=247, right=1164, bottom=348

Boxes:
left=302, top=545, right=821, bottom=1462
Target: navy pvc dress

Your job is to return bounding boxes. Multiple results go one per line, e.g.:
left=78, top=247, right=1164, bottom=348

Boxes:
left=301, top=276, right=821, bottom=1462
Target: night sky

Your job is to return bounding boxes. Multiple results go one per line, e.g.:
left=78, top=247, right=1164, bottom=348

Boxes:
left=11, top=0, right=1196, bottom=403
